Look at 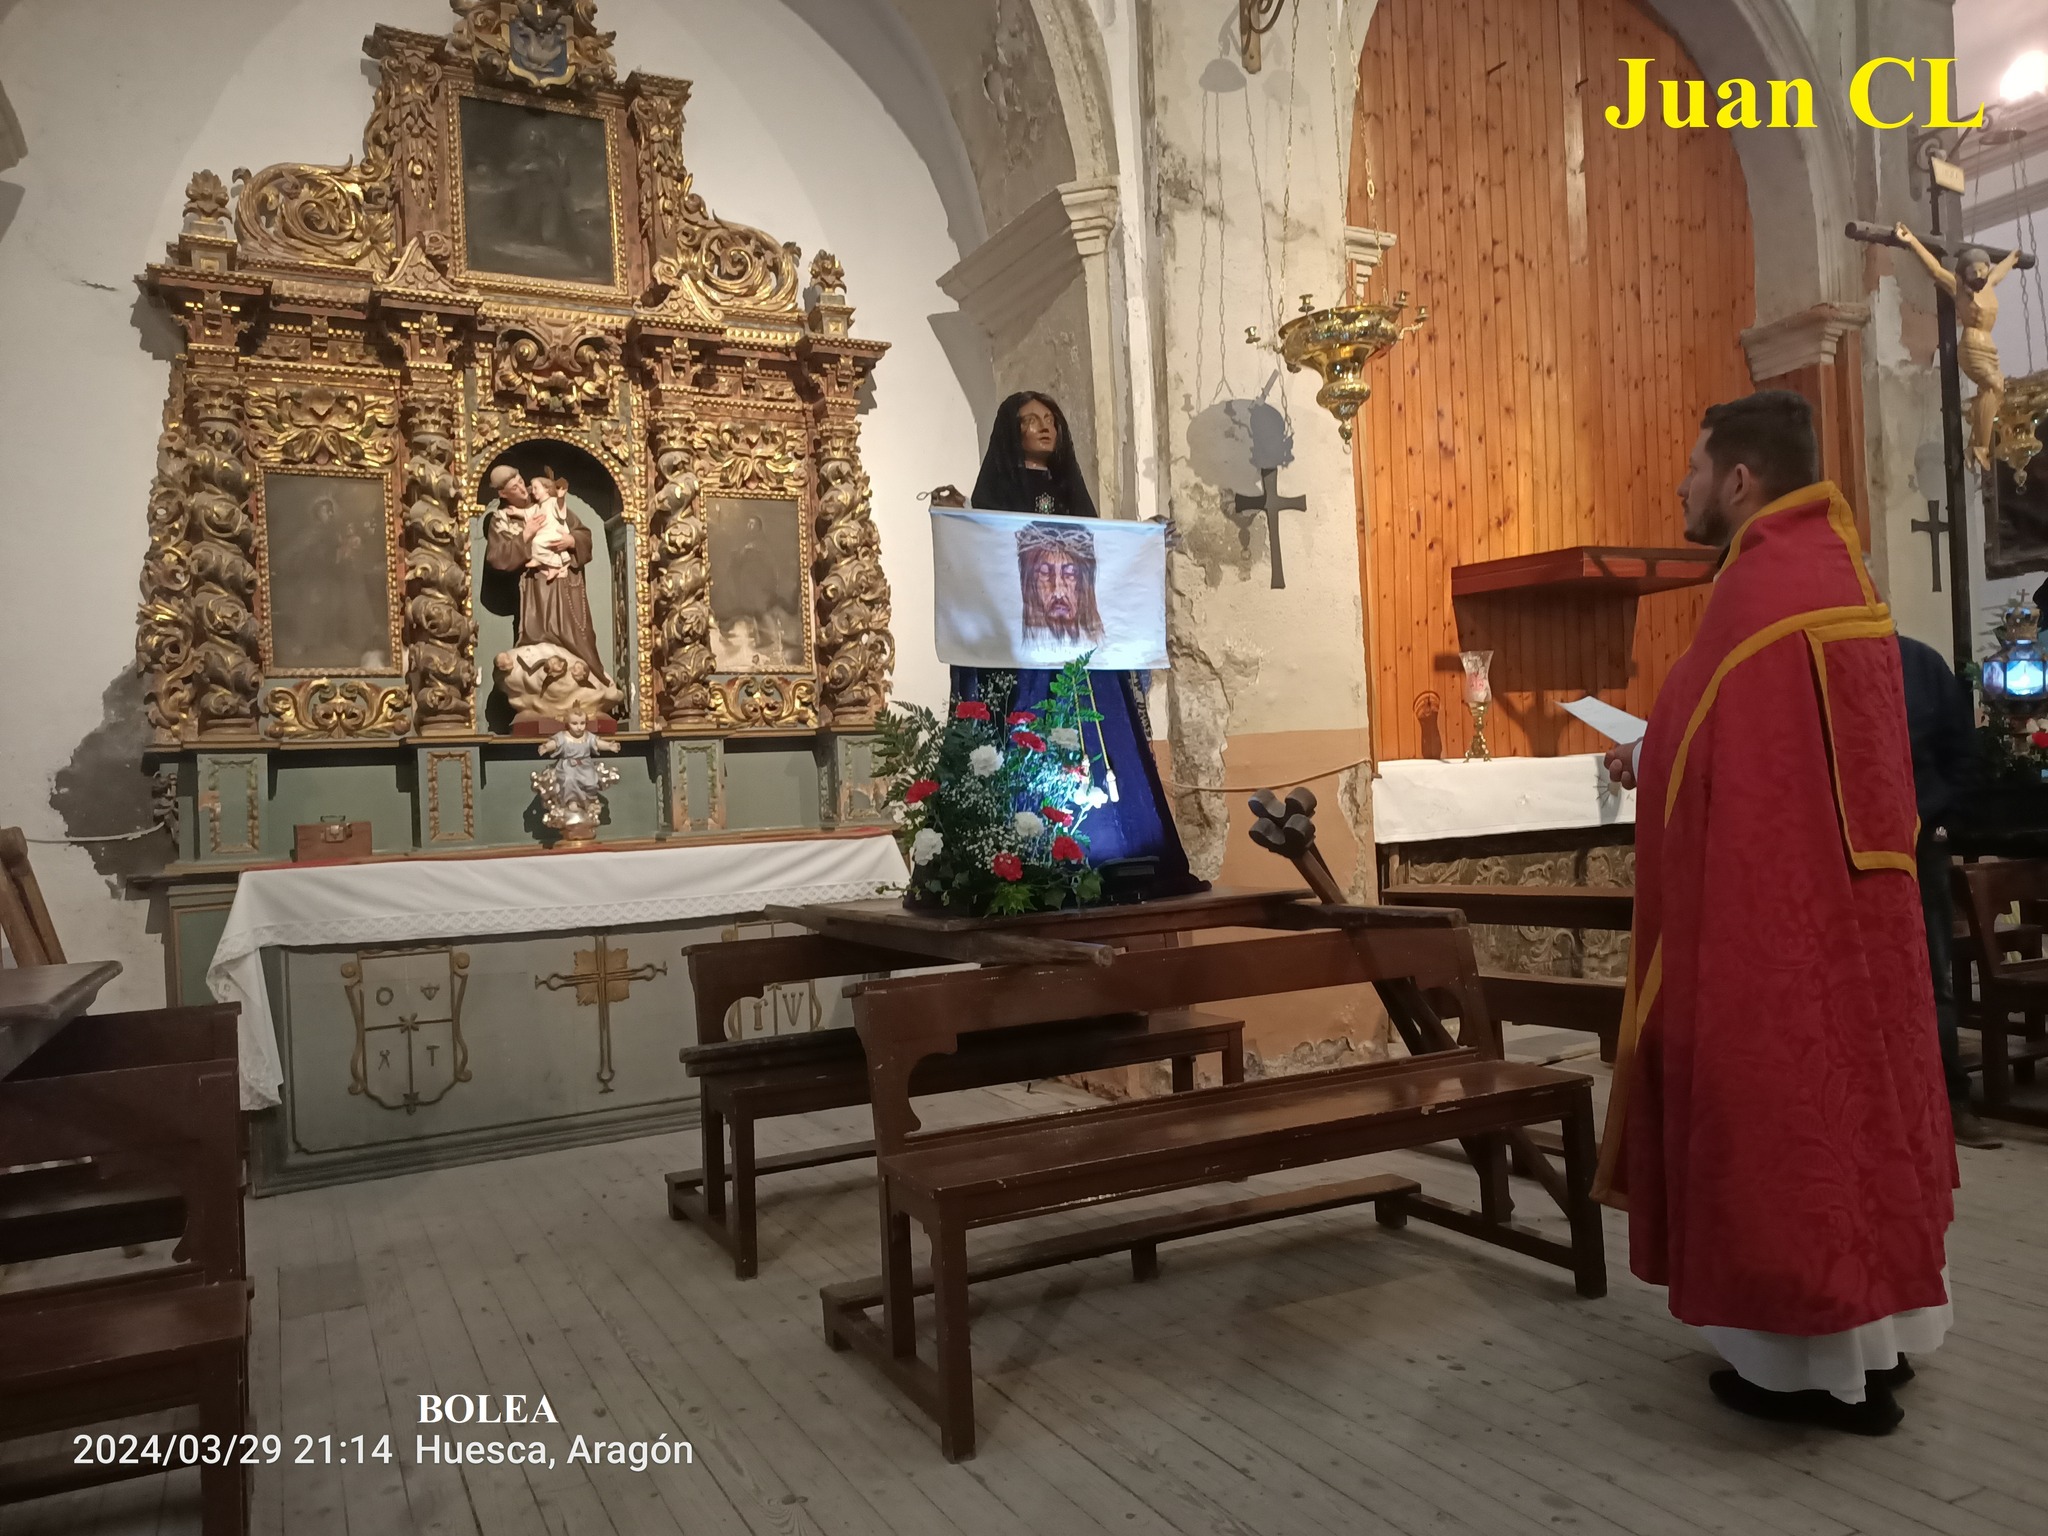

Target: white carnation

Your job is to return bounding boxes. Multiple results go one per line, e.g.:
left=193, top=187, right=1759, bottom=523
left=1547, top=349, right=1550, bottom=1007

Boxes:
left=1049, top=727, right=1082, bottom=751
left=911, top=828, right=944, bottom=866
left=968, top=744, right=1002, bottom=777
left=1013, top=811, right=1045, bottom=839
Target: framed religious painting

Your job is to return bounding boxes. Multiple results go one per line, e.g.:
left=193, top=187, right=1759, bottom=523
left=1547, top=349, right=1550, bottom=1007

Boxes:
left=256, top=467, right=401, bottom=675
left=449, top=89, right=628, bottom=298
left=705, top=495, right=813, bottom=674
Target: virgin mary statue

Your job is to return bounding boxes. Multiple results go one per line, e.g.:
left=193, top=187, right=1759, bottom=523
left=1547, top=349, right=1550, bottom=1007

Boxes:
left=957, top=392, right=1202, bottom=899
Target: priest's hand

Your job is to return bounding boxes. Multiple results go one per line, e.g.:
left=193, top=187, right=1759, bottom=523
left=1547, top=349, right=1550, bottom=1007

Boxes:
left=1602, top=741, right=1638, bottom=791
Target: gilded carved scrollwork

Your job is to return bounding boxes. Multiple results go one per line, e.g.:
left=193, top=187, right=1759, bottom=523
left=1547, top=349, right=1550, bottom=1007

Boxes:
left=138, top=406, right=198, bottom=743
left=630, top=83, right=800, bottom=320
left=264, top=678, right=413, bottom=739
left=245, top=384, right=399, bottom=467
left=184, top=380, right=264, bottom=737
left=234, top=161, right=395, bottom=274
left=492, top=314, right=620, bottom=415
left=648, top=417, right=713, bottom=726
left=400, top=392, right=479, bottom=733
left=710, top=676, right=817, bottom=730
left=365, top=31, right=443, bottom=231
left=697, top=420, right=803, bottom=492
left=813, top=426, right=893, bottom=726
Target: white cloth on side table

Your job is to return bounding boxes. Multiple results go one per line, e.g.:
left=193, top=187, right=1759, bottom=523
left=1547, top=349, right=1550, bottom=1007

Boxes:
left=1701, top=1267, right=1953, bottom=1403
left=209, top=833, right=910, bottom=1110
left=1372, top=755, right=1635, bottom=844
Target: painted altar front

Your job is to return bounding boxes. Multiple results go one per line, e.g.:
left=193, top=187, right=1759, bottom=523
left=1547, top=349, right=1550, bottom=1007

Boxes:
left=131, top=0, right=904, bottom=1187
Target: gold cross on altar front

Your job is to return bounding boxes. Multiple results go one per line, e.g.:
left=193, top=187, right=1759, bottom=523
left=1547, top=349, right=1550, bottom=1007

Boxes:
left=534, top=938, right=668, bottom=1093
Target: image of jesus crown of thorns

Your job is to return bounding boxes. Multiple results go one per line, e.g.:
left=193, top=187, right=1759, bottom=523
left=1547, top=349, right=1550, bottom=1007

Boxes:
left=1017, top=521, right=1105, bottom=645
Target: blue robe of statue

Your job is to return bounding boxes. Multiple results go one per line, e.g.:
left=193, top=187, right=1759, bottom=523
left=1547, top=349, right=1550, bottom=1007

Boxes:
left=952, top=456, right=1201, bottom=901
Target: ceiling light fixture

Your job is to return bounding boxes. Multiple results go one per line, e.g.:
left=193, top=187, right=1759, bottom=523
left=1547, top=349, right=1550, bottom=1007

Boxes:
left=2001, top=50, right=2048, bottom=102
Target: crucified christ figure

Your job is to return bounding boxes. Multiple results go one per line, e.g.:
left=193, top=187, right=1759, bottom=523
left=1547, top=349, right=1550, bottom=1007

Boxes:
left=1896, top=222, right=2022, bottom=472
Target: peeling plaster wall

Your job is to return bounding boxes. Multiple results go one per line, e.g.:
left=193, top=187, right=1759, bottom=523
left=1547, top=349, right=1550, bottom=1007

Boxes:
left=1137, top=1, right=1376, bottom=895
left=0, top=0, right=982, bottom=1002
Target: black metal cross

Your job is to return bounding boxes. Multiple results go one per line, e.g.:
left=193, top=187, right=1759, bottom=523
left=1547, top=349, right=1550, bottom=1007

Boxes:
left=1233, top=467, right=1307, bottom=589
left=1912, top=499, right=1952, bottom=592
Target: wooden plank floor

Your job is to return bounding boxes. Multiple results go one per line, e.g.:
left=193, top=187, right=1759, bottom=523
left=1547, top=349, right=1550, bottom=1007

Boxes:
left=5, top=1067, right=2045, bottom=1536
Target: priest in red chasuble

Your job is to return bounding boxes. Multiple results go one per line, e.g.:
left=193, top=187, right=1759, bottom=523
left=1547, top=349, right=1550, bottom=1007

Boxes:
left=1599, top=391, right=1955, bottom=1436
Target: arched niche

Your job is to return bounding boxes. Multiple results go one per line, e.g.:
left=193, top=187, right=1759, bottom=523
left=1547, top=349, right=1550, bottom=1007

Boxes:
left=472, top=439, right=634, bottom=736
left=1640, top=0, right=1859, bottom=320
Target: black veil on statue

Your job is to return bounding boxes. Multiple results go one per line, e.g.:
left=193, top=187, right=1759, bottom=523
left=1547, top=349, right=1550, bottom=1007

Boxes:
left=953, top=391, right=1203, bottom=902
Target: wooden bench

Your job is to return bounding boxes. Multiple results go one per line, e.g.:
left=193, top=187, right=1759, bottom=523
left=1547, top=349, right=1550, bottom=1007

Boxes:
left=665, top=932, right=1244, bottom=1277
left=1381, top=884, right=1630, bottom=1061
left=0, top=1031, right=249, bottom=1531
left=835, top=1047, right=1601, bottom=1459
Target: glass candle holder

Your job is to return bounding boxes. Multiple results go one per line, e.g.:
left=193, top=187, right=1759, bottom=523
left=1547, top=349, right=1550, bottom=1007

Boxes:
left=1459, top=650, right=1494, bottom=761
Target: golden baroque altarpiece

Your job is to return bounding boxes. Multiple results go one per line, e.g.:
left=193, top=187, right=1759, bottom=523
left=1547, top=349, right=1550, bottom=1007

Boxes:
left=136, top=0, right=894, bottom=755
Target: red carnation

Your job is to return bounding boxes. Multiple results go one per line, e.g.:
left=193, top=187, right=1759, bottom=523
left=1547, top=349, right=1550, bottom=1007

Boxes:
left=1051, top=835, right=1084, bottom=863
left=953, top=700, right=991, bottom=721
left=1012, top=730, right=1047, bottom=752
left=991, top=852, right=1024, bottom=881
left=1007, top=710, right=1038, bottom=726
left=1041, top=805, right=1073, bottom=826
left=903, top=778, right=939, bottom=805
left=2033, top=731, right=2048, bottom=750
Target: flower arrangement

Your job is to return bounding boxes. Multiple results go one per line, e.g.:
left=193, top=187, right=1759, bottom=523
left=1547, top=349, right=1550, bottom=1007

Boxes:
left=874, top=658, right=1108, bottom=916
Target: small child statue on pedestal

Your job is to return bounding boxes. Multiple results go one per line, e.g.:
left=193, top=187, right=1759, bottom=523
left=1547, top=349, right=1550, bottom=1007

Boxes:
left=532, top=707, right=621, bottom=845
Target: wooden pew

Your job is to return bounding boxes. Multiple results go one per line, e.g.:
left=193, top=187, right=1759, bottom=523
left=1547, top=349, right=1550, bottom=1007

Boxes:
left=666, top=933, right=1244, bottom=1277
left=850, top=1050, right=1600, bottom=1460
left=828, top=919, right=1606, bottom=1461
left=1381, top=883, right=1631, bottom=1061
left=0, top=1017, right=250, bottom=1531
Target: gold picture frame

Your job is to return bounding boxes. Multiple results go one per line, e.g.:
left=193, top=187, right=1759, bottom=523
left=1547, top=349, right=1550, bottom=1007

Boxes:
left=447, top=84, right=628, bottom=301
left=254, top=465, right=403, bottom=678
left=705, top=493, right=815, bottom=676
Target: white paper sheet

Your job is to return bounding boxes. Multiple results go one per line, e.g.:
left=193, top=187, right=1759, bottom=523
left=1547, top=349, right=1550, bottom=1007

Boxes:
left=1560, top=696, right=1648, bottom=744
left=931, top=507, right=1167, bottom=670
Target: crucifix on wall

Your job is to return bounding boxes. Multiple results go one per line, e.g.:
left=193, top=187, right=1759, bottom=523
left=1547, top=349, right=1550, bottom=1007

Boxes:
left=1845, top=219, right=2036, bottom=671
left=1233, top=467, right=1306, bottom=589
left=534, top=938, right=668, bottom=1093
left=1912, top=500, right=1952, bottom=592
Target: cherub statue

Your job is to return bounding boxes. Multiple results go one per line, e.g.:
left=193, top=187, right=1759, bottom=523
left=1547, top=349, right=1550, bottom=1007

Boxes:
left=1896, top=223, right=2022, bottom=472
left=532, top=707, right=621, bottom=842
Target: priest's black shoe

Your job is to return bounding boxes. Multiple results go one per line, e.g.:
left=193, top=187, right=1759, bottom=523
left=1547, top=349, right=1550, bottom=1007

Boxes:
left=1868, top=1356, right=1914, bottom=1391
left=1708, top=1370, right=1903, bottom=1435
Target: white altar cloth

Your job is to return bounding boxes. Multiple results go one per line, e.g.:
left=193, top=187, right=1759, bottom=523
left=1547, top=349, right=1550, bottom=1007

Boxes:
left=209, top=833, right=910, bottom=1110
left=1373, top=755, right=1635, bottom=844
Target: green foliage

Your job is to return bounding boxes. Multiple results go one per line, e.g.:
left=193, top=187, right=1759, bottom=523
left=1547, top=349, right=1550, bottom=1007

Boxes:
left=873, top=657, right=1111, bottom=918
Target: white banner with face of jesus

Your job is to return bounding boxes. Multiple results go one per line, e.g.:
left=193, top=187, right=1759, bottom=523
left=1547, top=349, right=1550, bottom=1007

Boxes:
left=930, top=508, right=1168, bottom=671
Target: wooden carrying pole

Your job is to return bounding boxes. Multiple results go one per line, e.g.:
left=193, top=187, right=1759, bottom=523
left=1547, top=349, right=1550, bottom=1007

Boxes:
left=1245, top=787, right=1573, bottom=1210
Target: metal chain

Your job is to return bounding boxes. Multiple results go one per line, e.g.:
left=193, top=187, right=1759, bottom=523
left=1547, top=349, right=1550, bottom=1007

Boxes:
left=2016, top=146, right=2045, bottom=372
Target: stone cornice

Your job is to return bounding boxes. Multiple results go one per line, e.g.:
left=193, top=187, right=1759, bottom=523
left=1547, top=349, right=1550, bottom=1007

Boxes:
left=938, top=177, right=1118, bottom=341
left=1741, top=300, right=1870, bottom=381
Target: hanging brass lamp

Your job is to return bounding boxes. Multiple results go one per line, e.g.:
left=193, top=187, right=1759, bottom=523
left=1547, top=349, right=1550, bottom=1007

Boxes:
left=1276, top=288, right=1427, bottom=445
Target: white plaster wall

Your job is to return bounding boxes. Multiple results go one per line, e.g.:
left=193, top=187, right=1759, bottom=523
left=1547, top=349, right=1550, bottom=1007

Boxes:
left=0, top=0, right=979, bottom=1002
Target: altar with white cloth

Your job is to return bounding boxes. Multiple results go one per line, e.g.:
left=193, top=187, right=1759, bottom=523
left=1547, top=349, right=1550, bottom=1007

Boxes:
left=213, top=832, right=908, bottom=1192
left=1372, top=754, right=1635, bottom=846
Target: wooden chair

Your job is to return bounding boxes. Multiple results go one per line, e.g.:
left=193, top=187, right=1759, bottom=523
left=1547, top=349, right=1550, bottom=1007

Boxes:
left=666, top=933, right=1245, bottom=1277
left=1953, top=861, right=2048, bottom=1124
left=0, top=826, right=65, bottom=967
left=0, top=1023, right=250, bottom=1531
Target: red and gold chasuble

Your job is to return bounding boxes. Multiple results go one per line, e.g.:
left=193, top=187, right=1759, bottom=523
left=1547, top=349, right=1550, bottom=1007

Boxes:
left=1594, top=483, right=1955, bottom=1335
